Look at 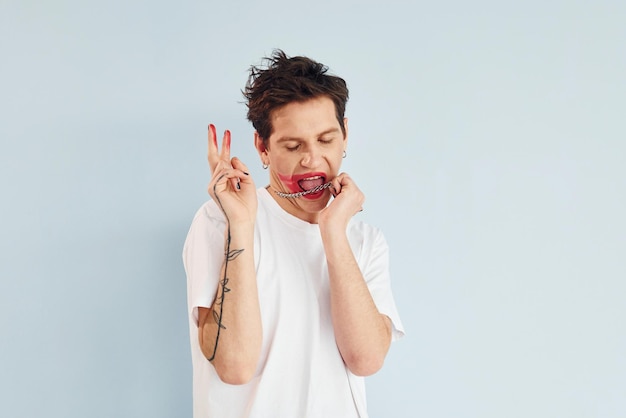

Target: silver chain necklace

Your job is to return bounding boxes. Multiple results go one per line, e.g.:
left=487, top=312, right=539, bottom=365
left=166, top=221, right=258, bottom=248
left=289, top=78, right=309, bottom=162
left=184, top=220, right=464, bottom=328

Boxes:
left=274, top=181, right=333, bottom=199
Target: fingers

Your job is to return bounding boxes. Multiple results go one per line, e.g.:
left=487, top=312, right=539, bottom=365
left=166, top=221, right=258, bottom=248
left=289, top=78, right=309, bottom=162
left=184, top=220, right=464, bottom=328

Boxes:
left=231, top=157, right=252, bottom=185
left=207, top=124, right=231, bottom=174
left=231, top=157, right=251, bottom=175
left=331, top=172, right=353, bottom=196
left=207, top=125, right=251, bottom=196
left=216, top=163, right=242, bottom=191
left=209, top=159, right=251, bottom=195
left=329, top=172, right=365, bottom=214
left=207, top=124, right=218, bottom=172
left=330, top=172, right=348, bottom=197
left=330, top=178, right=342, bottom=196
left=220, top=129, right=231, bottom=162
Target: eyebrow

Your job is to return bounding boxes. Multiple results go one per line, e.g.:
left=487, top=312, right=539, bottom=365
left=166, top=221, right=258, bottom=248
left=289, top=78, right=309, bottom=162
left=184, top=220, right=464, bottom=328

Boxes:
left=275, top=127, right=341, bottom=143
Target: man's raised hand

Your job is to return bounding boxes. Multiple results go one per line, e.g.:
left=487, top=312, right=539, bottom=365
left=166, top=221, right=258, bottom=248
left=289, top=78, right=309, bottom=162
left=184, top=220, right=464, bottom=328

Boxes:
left=207, top=124, right=257, bottom=225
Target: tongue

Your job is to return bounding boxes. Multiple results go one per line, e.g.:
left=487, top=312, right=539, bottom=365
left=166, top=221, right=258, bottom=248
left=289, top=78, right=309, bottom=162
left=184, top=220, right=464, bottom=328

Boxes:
left=298, top=177, right=324, bottom=191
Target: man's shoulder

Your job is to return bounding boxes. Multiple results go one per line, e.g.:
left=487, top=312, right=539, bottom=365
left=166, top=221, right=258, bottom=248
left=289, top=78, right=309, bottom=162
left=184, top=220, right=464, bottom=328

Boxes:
left=347, top=219, right=386, bottom=249
left=348, top=218, right=382, bottom=236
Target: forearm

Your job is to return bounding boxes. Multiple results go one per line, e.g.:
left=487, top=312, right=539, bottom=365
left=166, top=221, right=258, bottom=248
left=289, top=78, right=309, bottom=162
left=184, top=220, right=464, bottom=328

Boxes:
left=198, top=222, right=262, bottom=384
left=321, top=228, right=392, bottom=376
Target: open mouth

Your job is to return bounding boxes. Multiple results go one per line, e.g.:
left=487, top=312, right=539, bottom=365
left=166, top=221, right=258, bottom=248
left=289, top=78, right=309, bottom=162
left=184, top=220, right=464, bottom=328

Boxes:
left=298, top=175, right=326, bottom=192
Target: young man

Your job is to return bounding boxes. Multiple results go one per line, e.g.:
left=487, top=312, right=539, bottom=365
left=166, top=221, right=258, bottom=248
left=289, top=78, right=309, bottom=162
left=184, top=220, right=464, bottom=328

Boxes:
left=183, top=50, right=404, bottom=417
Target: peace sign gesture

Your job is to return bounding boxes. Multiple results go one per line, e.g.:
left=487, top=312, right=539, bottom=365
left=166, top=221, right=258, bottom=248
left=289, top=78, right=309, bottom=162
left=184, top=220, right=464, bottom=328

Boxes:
left=207, top=124, right=257, bottom=225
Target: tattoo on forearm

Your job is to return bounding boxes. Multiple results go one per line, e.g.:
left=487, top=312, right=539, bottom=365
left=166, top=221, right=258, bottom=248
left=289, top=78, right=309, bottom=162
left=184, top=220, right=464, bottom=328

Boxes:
left=207, top=177, right=245, bottom=362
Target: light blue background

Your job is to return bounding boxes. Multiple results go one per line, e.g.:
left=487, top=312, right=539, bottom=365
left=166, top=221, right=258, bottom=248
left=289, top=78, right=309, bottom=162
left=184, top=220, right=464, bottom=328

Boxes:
left=1, top=1, right=625, bottom=417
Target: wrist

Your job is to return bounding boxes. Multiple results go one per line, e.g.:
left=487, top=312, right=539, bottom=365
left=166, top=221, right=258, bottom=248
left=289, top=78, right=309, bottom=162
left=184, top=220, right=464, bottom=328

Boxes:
left=319, top=216, right=348, bottom=235
left=225, top=220, right=255, bottom=239
left=319, top=222, right=349, bottom=245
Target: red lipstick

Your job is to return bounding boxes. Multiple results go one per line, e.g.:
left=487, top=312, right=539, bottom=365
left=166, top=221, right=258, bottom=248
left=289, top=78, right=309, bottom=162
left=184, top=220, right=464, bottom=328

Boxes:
left=278, top=172, right=327, bottom=197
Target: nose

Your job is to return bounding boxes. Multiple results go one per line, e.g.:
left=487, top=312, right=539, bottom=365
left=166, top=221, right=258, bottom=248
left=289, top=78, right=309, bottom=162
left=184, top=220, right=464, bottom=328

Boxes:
left=300, top=148, right=322, bottom=168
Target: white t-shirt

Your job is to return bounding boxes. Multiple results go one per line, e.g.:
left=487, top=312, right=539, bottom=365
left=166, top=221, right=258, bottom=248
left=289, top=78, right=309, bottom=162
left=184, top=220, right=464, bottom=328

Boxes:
left=183, top=187, right=404, bottom=418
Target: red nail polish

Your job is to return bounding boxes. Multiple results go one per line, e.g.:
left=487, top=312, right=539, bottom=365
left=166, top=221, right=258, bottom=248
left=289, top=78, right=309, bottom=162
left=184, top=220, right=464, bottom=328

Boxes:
left=209, top=125, right=217, bottom=145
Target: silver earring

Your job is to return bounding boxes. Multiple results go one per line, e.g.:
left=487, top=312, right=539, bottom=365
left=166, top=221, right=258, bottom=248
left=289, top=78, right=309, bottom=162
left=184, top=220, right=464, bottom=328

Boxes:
left=342, top=150, right=347, bottom=159
left=263, top=163, right=268, bottom=169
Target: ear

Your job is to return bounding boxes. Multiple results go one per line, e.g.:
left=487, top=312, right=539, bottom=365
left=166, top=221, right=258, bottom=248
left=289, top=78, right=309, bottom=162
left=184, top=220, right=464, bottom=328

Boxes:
left=254, top=132, right=268, bottom=163
left=342, top=118, right=349, bottom=151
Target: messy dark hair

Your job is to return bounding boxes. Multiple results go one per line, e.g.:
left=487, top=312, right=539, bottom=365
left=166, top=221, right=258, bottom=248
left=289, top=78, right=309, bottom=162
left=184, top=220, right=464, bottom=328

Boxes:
left=243, top=50, right=349, bottom=146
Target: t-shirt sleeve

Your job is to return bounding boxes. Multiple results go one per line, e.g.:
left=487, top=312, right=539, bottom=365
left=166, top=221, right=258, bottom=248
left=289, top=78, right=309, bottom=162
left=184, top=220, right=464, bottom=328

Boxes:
left=359, top=226, right=405, bottom=342
left=182, top=202, right=226, bottom=327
